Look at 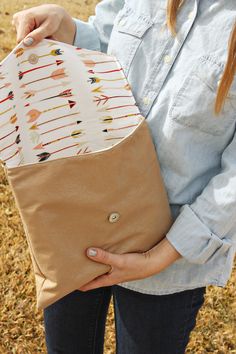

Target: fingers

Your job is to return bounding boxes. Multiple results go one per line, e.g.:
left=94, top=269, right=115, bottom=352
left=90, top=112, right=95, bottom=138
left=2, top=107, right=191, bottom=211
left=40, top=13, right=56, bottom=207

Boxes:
left=86, top=247, right=125, bottom=268
left=12, top=12, right=36, bottom=44
left=12, top=5, right=63, bottom=47
left=79, top=249, right=119, bottom=291
left=79, top=273, right=113, bottom=291
left=81, top=248, right=152, bottom=291
left=23, top=19, right=57, bottom=46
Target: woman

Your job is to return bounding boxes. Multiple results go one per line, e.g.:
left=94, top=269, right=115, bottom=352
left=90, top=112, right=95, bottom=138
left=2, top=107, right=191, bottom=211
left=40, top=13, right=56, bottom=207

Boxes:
left=12, top=1, right=236, bottom=353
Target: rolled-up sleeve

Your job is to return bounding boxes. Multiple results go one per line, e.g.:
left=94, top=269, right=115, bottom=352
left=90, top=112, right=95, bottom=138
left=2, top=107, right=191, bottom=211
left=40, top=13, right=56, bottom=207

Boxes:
left=72, top=0, right=125, bottom=52
left=166, top=128, right=236, bottom=264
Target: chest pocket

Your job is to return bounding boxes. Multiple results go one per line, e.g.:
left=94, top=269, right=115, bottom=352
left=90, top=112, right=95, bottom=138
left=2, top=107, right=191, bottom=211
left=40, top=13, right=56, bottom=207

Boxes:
left=169, top=55, right=236, bottom=136
left=107, top=5, right=154, bottom=76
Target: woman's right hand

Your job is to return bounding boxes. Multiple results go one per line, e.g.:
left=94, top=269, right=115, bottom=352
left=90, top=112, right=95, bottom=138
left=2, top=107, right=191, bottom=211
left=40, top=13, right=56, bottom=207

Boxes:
left=12, top=4, right=77, bottom=47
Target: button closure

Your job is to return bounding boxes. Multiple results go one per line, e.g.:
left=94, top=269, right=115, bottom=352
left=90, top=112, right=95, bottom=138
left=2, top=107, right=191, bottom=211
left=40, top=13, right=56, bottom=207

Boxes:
left=142, top=96, right=150, bottom=105
left=188, top=11, right=194, bottom=19
left=108, top=212, right=120, bottom=223
left=163, top=55, right=171, bottom=64
left=118, top=18, right=127, bottom=26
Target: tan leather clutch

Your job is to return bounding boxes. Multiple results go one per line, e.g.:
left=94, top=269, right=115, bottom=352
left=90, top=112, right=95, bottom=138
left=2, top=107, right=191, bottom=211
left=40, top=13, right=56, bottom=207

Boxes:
left=0, top=39, right=172, bottom=310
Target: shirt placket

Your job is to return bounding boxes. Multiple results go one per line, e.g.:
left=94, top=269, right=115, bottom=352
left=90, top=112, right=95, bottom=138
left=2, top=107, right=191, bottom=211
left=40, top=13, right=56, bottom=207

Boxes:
left=139, top=0, right=199, bottom=118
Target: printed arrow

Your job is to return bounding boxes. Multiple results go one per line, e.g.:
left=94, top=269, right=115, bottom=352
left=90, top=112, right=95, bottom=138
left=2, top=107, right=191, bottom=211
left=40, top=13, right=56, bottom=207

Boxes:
left=4, top=146, right=22, bottom=163
left=88, top=77, right=124, bottom=84
left=102, top=123, right=139, bottom=133
left=18, top=60, right=64, bottom=80
left=27, top=100, right=76, bottom=123
left=22, top=81, right=70, bottom=99
left=98, top=104, right=137, bottom=113
left=29, top=113, right=139, bottom=132
left=82, top=59, right=117, bottom=68
left=0, top=114, right=17, bottom=129
left=36, top=141, right=87, bottom=162
left=0, top=91, right=14, bottom=105
left=88, top=68, right=123, bottom=74
left=41, top=121, right=82, bottom=136
left=14, top=47, right=33, bottom=58
left=0, top=126, right=19, bottom=142
left=92, top=84, right=131, bottom=93
left=105, top=136, right=125, bottom=141
left=24, top=89, right=73, bottom=107
left=0, top=134, right=21, bottom=153
left=20, top=69, right=67, bottom=88
left=29, top=111, right=80, bottom=130
left=33, top=130, right=84, bottom=150
left=15, top=48, right=63, bottom=60
left=28, top=112, right=141, bottom=131
left=101, top=113, right=142, bottom=123
left=0, top=83, right=11, bottom=91
left=32, top=121, right=82, bottom=138
left=77, top=146, right=92, bottom=154
left=0, top=106, right=15, bottom=117
left=94, top=94, right=133, bottom=106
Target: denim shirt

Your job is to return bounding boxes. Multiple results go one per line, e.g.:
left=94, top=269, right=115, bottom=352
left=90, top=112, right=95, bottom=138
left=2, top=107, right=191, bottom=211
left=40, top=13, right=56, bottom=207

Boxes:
left=73, top=0, right=236, bottom=295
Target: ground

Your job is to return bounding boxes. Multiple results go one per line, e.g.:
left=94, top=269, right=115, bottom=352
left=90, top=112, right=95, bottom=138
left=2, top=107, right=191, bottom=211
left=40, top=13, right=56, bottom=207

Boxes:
left=0, top=1, right=235, bottom=353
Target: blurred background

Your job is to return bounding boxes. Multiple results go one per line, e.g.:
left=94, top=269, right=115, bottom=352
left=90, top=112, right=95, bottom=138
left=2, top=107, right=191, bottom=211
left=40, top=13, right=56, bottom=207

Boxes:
left=0, top=1, right=235, bottom=353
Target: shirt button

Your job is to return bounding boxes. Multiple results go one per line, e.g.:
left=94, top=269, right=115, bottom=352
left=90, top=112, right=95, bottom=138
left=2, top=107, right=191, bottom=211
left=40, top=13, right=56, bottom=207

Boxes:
left=142, top=96, right=150, bottom=105
left=108, top=212, right=120, bottom=223
left=163, top=55, right=171, bottom=64
left=188, top=11, right=194, bottom=19
left=118, top=18, right=126, bottom=26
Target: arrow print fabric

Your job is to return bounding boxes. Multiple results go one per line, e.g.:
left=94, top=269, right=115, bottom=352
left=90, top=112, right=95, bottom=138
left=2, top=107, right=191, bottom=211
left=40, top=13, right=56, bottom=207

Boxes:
left=0, top=39, right=143, bottom=167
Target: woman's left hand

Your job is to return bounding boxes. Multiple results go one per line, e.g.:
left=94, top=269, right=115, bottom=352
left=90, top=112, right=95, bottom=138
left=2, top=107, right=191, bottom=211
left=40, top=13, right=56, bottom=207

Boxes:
left=79, top=237, right=182, bottom=291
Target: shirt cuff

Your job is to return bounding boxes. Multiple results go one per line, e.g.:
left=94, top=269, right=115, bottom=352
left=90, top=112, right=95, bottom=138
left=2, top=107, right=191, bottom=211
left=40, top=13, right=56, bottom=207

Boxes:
left=72, top=18, right=101, bottom=51
left=166, top=204, right=232, bottom=264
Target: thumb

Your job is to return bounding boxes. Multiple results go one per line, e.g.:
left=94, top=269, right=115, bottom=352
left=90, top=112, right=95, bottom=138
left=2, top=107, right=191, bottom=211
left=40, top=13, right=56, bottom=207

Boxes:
left=23, top=20, right=55, bottom=47
left=86, top=247, right=122, bottom=267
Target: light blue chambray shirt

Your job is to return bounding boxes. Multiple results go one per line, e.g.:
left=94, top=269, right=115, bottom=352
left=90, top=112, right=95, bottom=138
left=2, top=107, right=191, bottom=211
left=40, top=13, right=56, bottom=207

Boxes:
left=73, top=0, right=236, bottom=295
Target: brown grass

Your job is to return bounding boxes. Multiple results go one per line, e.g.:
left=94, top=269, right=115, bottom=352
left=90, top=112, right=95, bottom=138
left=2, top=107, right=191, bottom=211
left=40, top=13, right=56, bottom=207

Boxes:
left=0, top=1, right=235, bottom=353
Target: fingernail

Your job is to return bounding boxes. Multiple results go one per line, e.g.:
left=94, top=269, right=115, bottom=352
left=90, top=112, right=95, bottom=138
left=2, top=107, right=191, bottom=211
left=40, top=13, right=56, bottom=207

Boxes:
left=88, top=248, right=97, bottom=256
left=24, top=37, right=34, bottom=46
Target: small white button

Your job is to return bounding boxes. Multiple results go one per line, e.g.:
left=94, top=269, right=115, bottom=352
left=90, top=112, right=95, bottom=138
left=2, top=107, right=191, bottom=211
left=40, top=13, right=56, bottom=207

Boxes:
left=118, top=18, right=126, bottom=26
left=164, top=55, right=171, bottom=64
left=108, top=212, right=120, bottom=223
left=142, top=96, right=150, bottom=105
left=217, top=79, right=221, bottom=87
left=188, top=11, right=194, bottom=19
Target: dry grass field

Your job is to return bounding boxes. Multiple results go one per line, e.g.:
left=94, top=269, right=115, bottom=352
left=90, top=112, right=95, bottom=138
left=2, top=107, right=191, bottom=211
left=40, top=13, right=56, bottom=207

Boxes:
left=0, top=1, right=235, bottom=353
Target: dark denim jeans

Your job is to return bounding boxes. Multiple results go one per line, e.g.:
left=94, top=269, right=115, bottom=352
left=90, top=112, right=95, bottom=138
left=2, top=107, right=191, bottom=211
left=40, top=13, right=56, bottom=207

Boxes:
left=43, top=285, right=206, bottom=354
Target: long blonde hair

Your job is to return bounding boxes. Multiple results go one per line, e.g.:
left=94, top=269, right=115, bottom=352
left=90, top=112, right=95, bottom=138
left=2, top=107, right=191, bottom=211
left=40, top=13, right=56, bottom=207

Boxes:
left=167, top=0, right=236, bottom=115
